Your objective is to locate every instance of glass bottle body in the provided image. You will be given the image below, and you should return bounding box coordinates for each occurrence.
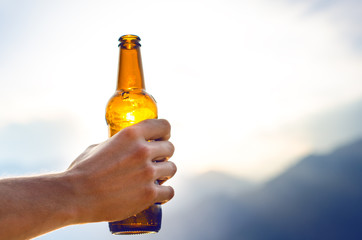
[105,34,161,234]
[105,88,160,235]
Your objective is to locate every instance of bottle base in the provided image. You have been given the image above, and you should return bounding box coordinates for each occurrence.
[109,223,160,235]
[109,204,162,235]
[111,230,158,235]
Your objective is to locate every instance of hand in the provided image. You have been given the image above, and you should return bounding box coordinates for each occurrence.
[66,119,177,223]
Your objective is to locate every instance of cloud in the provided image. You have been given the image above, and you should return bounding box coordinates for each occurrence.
[286,0,362,49]
[0,117,85,176]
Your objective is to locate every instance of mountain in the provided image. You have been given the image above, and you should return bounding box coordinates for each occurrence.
[159,138,362,240]
[231,138,362,240]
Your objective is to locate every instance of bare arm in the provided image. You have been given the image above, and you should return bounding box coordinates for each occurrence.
[0,174,76,239]
[0,119,176,240]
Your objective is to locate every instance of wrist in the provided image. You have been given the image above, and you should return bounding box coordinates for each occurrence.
[57,171,84,225]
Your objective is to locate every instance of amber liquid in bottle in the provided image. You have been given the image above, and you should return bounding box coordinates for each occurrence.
[105,35,160,234]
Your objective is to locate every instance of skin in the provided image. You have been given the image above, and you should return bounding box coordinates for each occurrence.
[0,119,177,240]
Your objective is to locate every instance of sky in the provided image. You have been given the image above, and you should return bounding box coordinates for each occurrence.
[1,0,362,182]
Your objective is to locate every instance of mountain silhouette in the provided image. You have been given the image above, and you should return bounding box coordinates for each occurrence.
[157,138,362,240]
[231,138,362,240]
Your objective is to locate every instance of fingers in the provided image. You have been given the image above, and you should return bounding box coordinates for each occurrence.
[155,185,175,204]
[135,119,171,141]
[115,119,176,206]
[141,161,176,205]
[154,161,177,184]
[149,140,176,183]
[149,140,175,162]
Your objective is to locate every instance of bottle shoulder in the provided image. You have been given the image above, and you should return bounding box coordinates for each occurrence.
[106,89,156,107]
[108,89,155,102]
[105,89,158,125]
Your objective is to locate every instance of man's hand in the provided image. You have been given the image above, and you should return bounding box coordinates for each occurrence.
[0,119,176,240]
[67,119,177,223]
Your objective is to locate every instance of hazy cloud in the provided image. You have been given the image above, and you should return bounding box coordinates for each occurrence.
[0,117,84,176]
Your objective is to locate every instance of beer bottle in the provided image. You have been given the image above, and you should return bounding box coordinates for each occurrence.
[105,34,160,234]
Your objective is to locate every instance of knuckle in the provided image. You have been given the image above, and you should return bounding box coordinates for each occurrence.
[136,143,152,159]
[143,184,157,202]
[121,126,141,140]
[143,164,156,180]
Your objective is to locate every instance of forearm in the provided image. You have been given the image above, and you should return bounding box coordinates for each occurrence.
[0,173,77,240]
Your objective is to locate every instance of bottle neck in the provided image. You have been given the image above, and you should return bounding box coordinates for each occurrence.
[116,41,145,91]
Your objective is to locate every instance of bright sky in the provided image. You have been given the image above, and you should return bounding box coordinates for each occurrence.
[1,0,362,181]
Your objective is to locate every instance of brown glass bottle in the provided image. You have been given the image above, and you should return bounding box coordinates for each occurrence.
[105,35,160,235]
